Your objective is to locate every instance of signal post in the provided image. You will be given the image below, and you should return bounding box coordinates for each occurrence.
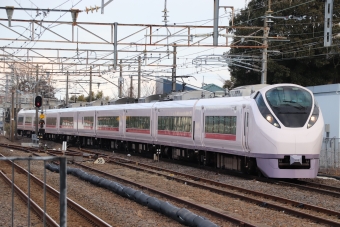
[34,95,42,136]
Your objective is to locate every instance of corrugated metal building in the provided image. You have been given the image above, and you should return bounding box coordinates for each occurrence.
[156,78,201,94]
[307,84,340,138]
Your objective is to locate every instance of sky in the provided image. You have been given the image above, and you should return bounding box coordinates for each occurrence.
[0,0,249,100]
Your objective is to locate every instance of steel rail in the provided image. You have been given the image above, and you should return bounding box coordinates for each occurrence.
[275,178,340,194]
[70,148,340,225]
[31,144,340,199]
[5,144,340,226]
[107,157,340,222]
[75,163,258,227]
[111,155,340,199]
[0,151,112,227]
[0,171,59,227]
[273,179,340,198]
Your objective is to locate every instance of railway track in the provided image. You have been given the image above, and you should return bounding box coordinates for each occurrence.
[0,144,258,226]
[67,147,340,226]
[0,152,111,227]
[0,171,59,227]
[72,147,340,197]
[4,143,340,226]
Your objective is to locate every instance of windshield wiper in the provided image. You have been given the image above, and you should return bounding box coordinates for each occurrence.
[282,100,306,110]
[278,111,307,114]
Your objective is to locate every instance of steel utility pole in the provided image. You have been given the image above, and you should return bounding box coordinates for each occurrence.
[213,0,220,46]
[89,66,92,102]
[5,74,8,108]
[261,0,272,84]
[11,87,14,142]
[324,0,334,47]
[138,56,141,99]
[35,65,38,135]
[15,74,18,139]
[171,44,177,92]
[119,60,122,98]
[66,71,69,107]
[129,75,133,98]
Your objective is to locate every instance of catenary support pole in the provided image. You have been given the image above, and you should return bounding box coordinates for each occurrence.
[171,44,177,92]
[119,60,122,98]
[66,71,69,107]
[89,66,92,102]
[129,75,133,98]
[15,73,18,139]
[35,65,38,136]
[113,22,118,70]
[138,56,141,99]
[261,0,272,84]
[213,0,219,46]
[11,87,14,142]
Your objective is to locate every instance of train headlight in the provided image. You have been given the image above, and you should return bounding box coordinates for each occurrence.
[265,113,280,128]
[266,114,273,123]
[255,93,281,128]
[307,104,319,129]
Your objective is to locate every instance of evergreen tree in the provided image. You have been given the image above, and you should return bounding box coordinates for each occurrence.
[229,0,340,87]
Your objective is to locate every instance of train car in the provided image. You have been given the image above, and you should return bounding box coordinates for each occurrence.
[123,103,155,143]
[95,105,124,141]
[248,84,323,178]
[57,108,77,139]
[192,96,247,170]
[44,109,60,140]
[17,109,36,136]
[17,111,25,133]
[17,83,323,178]
[153,100,198,157]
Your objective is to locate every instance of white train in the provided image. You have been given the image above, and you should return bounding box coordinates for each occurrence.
[17,84,324,178]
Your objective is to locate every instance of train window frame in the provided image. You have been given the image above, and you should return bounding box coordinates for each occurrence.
[18,117,24,125]
[46,117,57,126]
[125,116,150,129]
[205,116,237,135]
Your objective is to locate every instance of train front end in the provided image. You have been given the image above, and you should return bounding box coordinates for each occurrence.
[252,84,324,178]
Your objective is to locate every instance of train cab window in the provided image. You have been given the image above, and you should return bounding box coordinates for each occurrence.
[265,86,313,127]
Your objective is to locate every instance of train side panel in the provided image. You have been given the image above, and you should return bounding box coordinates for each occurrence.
[17,113,25,131]
[77,109,96,137]
[153,100,198,149]
[123,103,155,143]
[24,111,35,133]
[95,107,124,140]
[45,110,59,135]
[194,97,246,154]
[58,109,77,136]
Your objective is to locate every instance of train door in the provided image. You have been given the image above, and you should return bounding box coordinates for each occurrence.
[201,106,205,147]
[242,108,250,152]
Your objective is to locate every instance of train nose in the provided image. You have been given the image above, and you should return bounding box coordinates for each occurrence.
[277,130,317,155]
[276,131,296,154]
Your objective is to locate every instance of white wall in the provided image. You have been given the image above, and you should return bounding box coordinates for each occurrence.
[307,84,340,138]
